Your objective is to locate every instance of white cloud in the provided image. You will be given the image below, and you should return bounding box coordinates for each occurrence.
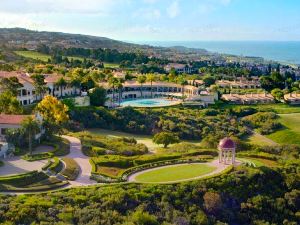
[0,13,45,30]
[197,0,232,14]
[133,8,161,20]
[167,1,180,18]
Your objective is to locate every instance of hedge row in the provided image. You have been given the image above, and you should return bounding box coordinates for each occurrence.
[237,152,278,160]
[0,171,48,186]
[43,157,63,174]
[60,158,80,181]
[22,137,70,162]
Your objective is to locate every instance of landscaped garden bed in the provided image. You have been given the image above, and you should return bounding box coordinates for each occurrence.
[0,171,68,192]
[60,158,80,180]
[22,136,70,161]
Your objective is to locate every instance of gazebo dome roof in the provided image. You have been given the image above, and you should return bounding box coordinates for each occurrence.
[219,137,236,150]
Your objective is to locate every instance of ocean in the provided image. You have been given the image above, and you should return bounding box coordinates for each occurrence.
[141,41,300,66]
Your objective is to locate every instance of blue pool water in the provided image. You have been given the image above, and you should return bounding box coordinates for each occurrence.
[121,98,179,107]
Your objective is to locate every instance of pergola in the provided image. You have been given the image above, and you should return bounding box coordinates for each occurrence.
[218,137,236,165]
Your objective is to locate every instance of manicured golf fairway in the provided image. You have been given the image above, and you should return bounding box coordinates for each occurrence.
[267,113,300,145]
[134,164,216,183]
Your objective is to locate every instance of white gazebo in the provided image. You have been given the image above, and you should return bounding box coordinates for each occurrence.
[218,137,236,165]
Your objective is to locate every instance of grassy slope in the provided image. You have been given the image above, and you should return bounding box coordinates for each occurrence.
[88,128,201,152]
[242,132,277,146]
[15,51,51,62]
[135,164,216,183]
[267,113,300,145]
[15,51,84,62]
[215,103,300,114]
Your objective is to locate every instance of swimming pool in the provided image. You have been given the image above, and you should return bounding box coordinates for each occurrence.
[120,98,181,108]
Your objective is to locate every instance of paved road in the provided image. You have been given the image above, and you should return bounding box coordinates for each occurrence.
[127,159,239,184]
[62,135,97,187]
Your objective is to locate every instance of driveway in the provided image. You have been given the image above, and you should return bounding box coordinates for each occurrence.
[0,157,47,176]
[62,135,97,187]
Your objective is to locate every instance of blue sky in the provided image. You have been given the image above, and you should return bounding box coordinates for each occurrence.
[0,0,299,41]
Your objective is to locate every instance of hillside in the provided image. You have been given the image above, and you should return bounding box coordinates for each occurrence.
[0,28,210,60]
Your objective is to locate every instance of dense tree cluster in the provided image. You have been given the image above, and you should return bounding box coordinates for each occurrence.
[0,164,298,225]
[70,106,247,142]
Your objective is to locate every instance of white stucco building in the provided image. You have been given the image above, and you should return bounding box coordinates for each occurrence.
[0,71,80,105]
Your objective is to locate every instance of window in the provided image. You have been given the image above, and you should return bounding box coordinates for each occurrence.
[22,89,27,96]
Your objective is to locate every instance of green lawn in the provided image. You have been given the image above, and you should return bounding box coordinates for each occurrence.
[104,62,120,68]
[214,103,300,114]
[15,50,85,62]
[242,133,277,146]
[88,128,158,152]
[134,164,216,183]
[267,113,300,145]
[87,128,201,152]
[15,51,51,62]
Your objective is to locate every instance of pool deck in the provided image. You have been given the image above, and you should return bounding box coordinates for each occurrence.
[120,98,182,108]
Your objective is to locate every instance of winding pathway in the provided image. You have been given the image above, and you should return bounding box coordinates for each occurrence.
[62,135,97,187]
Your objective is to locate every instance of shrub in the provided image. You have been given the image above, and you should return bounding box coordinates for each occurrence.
[60,158,80,180]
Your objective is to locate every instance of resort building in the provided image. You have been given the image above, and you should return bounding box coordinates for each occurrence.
[218,137,236,165]
[0,114,43,158]
[222,93,274,104]
[164,63,196,74]
[0,71,80,105]
[99,80,218,106]
[284,93,300,105]
[216,79,261,89]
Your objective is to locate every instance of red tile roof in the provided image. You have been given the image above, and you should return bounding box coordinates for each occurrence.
[0,114,33,125]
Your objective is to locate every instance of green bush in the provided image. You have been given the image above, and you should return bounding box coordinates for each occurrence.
[0,171,48,189]
[22,152,54,161]
[60,158,80,180]
[74,132,148,156]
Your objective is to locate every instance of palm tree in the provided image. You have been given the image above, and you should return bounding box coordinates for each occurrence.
[31,74,47,101]
[137,75,146,98]
[21,116,40,155]
[70,77,81,96]
[146,73,156,98]
[108,77,118,106]
[116,79,124,106]
[177,75,188,101]
[56,77,67,98]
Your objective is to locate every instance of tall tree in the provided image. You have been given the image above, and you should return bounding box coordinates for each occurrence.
[116,79,124,106]
[21,116,40,155]
[36,95,69,137]
[153,132,180,148]
[55,77,68,98]
[31,74,47,101]
[137,75,146,98]
[0,91,23,114]
[146,73,156,98]
[0,77,23,96]
[108,77,118,105]
[177,75,188,101]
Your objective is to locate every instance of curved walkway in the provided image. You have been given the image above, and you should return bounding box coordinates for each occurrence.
[0,157,47,176]
[62,135,97,187]
[128,159,238,184]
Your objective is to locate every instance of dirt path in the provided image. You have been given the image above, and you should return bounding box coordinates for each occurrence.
[246,127,278,146]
